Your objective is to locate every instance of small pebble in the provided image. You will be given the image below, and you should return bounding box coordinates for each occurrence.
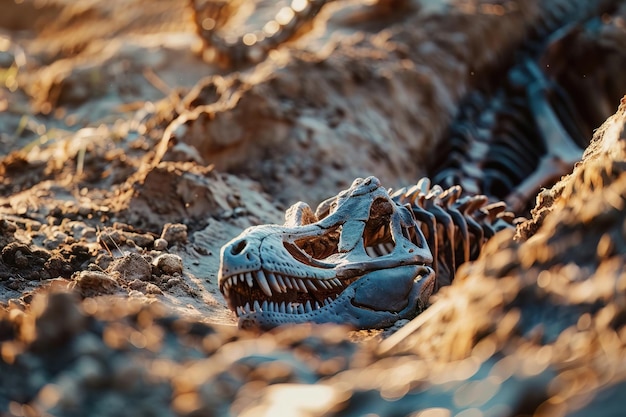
[153,254,183,275]
[144,283,163,295]
[98,229,126,250]
[167,277,182,288]
[154,238,168,251]
[77,205,92,216]
[125,232,155,249]
[73,270,119,296]
[160,223,187,244]
[128,279,145,291]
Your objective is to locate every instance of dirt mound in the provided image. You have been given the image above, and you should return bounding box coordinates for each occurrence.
[154,0,537,204]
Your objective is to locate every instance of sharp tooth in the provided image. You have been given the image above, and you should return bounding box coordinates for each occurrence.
[269,301,275,312]
[267,272,282,294]
[318,280,330,290]
[287,303,293,313]
[254,300,261,312]
[305,280,317,292]
[223,287,230,297]
[325,297,333,304]
[244,302,251,313]
[291,278,300,290]
[297,304,305,314]
[285,277,294,289]
[246,272,254,287]
[376,244,387,256]
[256,269,273,297]
[275,274,287,292]
[365,246,377,257]
[279,302,286,313]
[304,301,312,313]
[297,279,308,293]
[315,301,321,309]
[332,278,342,287]
[239,274,246,283]
[262,300,268,311]
[236,306,242,316]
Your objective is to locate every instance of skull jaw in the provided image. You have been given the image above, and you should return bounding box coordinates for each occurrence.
[220,176,435,328]
[237,265,435,330]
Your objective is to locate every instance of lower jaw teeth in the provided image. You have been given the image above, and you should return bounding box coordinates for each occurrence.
[236,299,329,316]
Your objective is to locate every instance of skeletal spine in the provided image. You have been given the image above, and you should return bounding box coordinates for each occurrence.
[390,178,514,289]
[430,0,622,212]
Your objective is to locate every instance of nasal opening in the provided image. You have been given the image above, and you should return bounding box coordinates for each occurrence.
[231,239,247,256]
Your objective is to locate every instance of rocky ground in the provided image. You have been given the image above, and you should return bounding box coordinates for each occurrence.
[1,0,626,416]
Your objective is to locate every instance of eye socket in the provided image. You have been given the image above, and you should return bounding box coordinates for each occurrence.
[363,198,396,257]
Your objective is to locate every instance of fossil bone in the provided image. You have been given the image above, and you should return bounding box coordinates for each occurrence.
[219,176,513,330]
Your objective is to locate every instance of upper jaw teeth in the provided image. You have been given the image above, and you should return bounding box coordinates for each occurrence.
[220,270,344,298]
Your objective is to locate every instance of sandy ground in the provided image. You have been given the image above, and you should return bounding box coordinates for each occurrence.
[0,0,539,324]
[1,0,626,416]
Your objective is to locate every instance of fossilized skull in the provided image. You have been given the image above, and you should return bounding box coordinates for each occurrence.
[219,176,435,330]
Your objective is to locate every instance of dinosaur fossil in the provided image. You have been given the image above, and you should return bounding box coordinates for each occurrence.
[219,176,514,330]
[213,0,626,329]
